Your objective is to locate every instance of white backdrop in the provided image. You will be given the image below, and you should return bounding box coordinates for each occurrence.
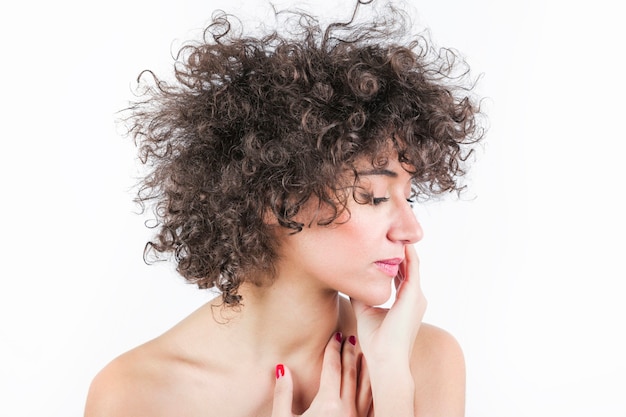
[1,0,625,416]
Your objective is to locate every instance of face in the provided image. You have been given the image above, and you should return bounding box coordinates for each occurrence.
[274,154,424,306]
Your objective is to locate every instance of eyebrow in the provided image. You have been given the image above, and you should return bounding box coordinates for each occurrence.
[356,168,398,178]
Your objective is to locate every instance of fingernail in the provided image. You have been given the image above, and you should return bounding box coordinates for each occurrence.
[348,335,356,346]
[335,332,343,342]
[275,364,284,379]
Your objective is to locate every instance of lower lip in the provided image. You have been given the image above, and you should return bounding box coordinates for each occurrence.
[374,262,399,277]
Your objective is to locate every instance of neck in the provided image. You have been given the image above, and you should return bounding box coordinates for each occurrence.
[209,274,344,366]
[201,271,355,414]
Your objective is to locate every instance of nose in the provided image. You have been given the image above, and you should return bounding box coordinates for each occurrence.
[387,199,423,244]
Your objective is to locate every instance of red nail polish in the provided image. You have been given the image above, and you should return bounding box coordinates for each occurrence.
[276,364,284,379]
[348,335,356,346]
[335,332,343,342]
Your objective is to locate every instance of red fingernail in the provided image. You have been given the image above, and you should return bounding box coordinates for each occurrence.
[335,332,343,342]
[348,335,356,346]
[275,364,284,379]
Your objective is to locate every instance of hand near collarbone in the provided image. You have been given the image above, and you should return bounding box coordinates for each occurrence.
[271,333,373,417]
[271,245,425,417]
[351,243,426,368]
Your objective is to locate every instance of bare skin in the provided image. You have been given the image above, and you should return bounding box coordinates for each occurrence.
[85,299,464,417]
[85,157,466,417]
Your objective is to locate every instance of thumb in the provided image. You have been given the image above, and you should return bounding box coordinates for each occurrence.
[271,364,294,417]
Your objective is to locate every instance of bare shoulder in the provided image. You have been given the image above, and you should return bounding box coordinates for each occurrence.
[411,323,466,417]
[84,341,180,417]
[84,303,217,417]
[84,302,248,417]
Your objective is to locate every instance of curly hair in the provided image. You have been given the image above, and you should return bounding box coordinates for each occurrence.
[124,0,484,306]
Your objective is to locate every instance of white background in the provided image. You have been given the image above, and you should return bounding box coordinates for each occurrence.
[1,0,625,416]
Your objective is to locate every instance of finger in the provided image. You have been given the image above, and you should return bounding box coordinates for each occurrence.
[396,244,420,293]
[317,332,344,398]
[384,245,426,349]
[356,353,373,417]
[271,364,294,417]
[340,335,358,400]
[393,244,426,314]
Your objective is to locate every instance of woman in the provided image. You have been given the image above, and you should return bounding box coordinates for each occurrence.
[85,1,482,416]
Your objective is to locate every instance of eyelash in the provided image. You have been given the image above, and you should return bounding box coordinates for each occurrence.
[372,197,415,207]
[372,197,389,205]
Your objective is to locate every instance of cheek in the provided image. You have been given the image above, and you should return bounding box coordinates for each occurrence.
[304,224,364,265]
[329,220,376,259]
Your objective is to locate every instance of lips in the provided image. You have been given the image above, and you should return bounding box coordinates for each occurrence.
[374,258,403,277]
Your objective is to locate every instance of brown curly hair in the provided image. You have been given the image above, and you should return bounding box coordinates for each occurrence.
[124,0,484,306]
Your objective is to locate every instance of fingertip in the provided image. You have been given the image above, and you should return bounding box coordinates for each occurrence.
[406,243,420,263]
[272,363,293,416]
[276,364,284,379]
[324,332,343,357]
[275,363,292,381]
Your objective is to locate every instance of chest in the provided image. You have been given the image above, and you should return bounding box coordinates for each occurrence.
[161,365,318,417]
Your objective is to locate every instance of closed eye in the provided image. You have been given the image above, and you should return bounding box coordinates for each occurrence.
[373,197,415,206]
[372,197,390,205]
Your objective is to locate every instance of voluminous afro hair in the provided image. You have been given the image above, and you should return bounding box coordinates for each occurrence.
[125,0,484,306]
